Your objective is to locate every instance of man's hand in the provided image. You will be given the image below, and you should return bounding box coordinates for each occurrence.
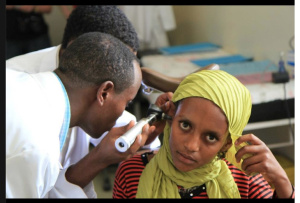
[144,92,176,145]
[96,120,155,165]
[65,120,155,189]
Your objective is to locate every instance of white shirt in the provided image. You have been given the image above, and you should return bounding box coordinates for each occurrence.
[119,6,176,50]
[6,69,65,197]
[6,45,160,198]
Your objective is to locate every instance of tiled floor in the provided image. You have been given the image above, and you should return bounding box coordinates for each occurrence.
[93,164,118,198]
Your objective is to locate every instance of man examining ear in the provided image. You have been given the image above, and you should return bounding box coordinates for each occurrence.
[6,6,161,198]
[6,32,157,198]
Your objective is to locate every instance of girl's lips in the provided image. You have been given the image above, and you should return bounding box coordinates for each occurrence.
[177,151,196,164]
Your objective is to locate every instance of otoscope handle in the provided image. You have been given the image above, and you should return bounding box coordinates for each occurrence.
[115,114,157,152]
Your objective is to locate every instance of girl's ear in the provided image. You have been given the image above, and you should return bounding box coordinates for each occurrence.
[96,81,114,106]
[221,134,233,152]
[218,134,233,159]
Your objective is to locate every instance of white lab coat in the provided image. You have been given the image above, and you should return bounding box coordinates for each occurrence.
[6,46,97,197]
[119,6,176,50]
[6,69,65,197]
[6,45,160,198]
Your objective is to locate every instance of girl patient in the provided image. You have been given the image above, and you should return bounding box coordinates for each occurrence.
[112,70,294,199]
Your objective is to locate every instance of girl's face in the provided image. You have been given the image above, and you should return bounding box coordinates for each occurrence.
[169,97,231,172]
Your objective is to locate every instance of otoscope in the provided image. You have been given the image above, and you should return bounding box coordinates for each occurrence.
[115,104,171,152]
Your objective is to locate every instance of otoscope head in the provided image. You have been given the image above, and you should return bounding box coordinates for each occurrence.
[147,104,162,118]
[115,103,172,153]
[146,104,172,122]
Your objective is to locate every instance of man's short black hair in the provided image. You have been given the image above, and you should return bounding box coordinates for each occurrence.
[58,32,138,93]
[61,5,139,52]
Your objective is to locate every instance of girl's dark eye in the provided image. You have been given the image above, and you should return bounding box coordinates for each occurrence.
[205,134,218,143]
[179,121,191,131]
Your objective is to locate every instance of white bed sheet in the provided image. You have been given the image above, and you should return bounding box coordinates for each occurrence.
[140,50,295,105]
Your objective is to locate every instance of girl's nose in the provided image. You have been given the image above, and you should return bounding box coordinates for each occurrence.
[184,134,200,152]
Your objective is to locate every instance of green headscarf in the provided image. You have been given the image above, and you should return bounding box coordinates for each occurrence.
[136,70,252,198]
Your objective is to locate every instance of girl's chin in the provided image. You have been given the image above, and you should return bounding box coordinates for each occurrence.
[173,161,195,172]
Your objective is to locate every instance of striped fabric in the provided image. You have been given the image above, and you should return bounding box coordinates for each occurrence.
[113,152,277,199]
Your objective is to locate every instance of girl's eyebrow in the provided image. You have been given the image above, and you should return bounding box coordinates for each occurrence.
[176,114,189,119]
[204,130,222,138]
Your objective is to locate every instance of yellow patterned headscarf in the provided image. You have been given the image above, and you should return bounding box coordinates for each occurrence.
[136,70,252,198]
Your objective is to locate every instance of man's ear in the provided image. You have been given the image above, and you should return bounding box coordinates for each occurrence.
[221,134,233,152]
[96,81,114,106]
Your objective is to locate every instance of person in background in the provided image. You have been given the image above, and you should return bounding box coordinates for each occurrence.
[6,5,160,198]
[59,5,75,19]
[118,6,176,51]
[113,70,294,199]
[6,5,52,59]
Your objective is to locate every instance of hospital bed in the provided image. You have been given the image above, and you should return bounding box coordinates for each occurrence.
[138,43,294,153]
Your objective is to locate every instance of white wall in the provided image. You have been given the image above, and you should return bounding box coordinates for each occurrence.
[44,6,295,66]
[169,6,294,65]
[168,5,295,160]
[43,6,69,46]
